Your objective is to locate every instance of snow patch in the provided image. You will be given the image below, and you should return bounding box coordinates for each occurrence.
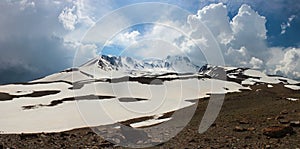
[287,98,299,101]
[284,85,300,90]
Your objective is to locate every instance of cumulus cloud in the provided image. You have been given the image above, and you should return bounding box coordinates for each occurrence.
[107,30,141,47]
[19,0,35,10]
[184,3,268,67]
[59,6,78,31]
[281,15,296,34]
[103,3,271,69]
[105,23,196,59]
[230,4,267,53]
[71,0,96,27]
[273,48,300,78]
[184,3,299,79]
[7,0,35,10]
[196,3,233,45]
[74,43,98,66]
[58,0,115,32]
[250,57,263,69]
[122,40,183,59]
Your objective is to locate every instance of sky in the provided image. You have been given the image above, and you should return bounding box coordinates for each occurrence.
[0,0,299,84]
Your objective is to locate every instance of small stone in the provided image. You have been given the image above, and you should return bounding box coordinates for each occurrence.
[91,146,99,149]
[266,145,271,149]
[40,134,47,138]
[280,110,288,115]
[234,126,246,132]
[189,139,196,143]
[137,140,144,144]
[151,138,161,143]
[275,115,285,120]
[113,138,120,144]
[278,119,290,124]
[247,127,256,131]
[239,119,249,124]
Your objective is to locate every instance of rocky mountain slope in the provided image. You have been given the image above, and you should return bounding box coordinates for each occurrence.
[0,55,299,148]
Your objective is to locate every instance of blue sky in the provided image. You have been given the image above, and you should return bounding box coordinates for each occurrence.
[0,0,299,84]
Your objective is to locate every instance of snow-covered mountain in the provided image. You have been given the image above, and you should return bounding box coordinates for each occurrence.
[0,54,299,134]
[82,55,199,73]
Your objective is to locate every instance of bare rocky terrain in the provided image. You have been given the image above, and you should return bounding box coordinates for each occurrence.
[0,83,299,149]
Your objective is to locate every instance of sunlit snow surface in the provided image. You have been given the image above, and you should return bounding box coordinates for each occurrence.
[0,60,299,133]
[286,98,299,101]
[0,75,249,133]
[285,85,300,90]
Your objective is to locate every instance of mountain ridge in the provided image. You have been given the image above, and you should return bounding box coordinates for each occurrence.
[80,55,200,73]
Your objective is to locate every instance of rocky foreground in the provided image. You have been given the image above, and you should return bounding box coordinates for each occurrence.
[0,83,299,149]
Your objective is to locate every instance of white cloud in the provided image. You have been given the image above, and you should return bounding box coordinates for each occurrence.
[225,46,248,66]
[107,30,140,47]
[20,0,35,10]
[231,5,267,39]
[144,22,186,42]
[58,6,78,31]
[72,0,96,27]
[274,48,300,78]
[6,0,36,10]
[67,41,98,66]
[122,40,182,59]
[281,15,296,34]
[250,57,263,69]
[183,3,299,79]
[196,3,233,45]
[58,0,115,32]
[230,4,267,58]
[106,23,194,59]
[184,3,268,66]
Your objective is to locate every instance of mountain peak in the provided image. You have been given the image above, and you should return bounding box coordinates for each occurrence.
[87,55,200,73]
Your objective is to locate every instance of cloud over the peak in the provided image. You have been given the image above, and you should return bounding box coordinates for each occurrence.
[274,48,300,78]
[185,3,298,79]
[186,3,267,67]
[59,6,78,31]
[100,2,299,80]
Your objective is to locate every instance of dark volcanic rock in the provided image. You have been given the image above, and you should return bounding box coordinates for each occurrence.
[280,110,289,115]
[262,126,294,138]
[290,121,300,127]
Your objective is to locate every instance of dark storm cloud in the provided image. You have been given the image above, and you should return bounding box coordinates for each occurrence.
[0,1,74,84]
